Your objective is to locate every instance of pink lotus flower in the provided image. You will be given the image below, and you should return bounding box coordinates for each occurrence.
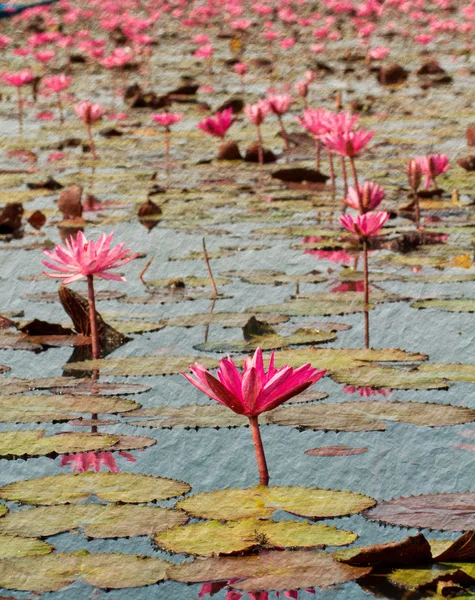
[233,62,247,76]
[280,37,295,49]
[194,44,214,57]
[415,153,449,189]
[296,108,335,136]
[192,34,210,44]
[339,211,389,238]
[344,181,385,212]
[43,74,72,93]
[2,70,34,87]
[0,35,12,49]
[183,348,325,485]
[266,93,293,116]
[74,100,104,125]
[321,129,374,157]
[183,348,324,418]
[244,100,269,126]
[34,50,55,63]
[414,34,434,44]
[197,108,234,139]
[42,231,138,285]
[368,46,390,60]
[151,112,183,129]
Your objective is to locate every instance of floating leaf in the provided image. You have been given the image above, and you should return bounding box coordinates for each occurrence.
[411,299,475,313]
[170,550,371,591]
[330,365,450,390]
[177,486,375,521]
[388,563,475,591]
[334,534,432,567]
[0,535,53,558]
[365,492,475,531]
[195,328,336,353]
[305,446,368,457]
[0,394,139,423]
[0,551,169,592]
[0,430,120,459]
[0,472,191,505]
[219,269,325,286]
[64,355,218,377]
[154,518,357,556]
[268,401,475,432]
[164,313,289,328]
[128,404,248,429]
[48,381,151,395]
[147,275,232,288]
[0,504,188,539]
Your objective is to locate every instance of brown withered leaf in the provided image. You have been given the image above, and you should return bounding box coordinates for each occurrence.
[27,210,46,230]
[305,446,367,457]
[334,534,432,567]
[432,531,475,562]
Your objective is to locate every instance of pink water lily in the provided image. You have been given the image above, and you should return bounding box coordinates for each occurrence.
[74,101,104,159]
[344,181,385,213]
[320,128,374,157]
[2,70,35,135]
[183,348,324,486]
[42,231,138,285]
[340,211,389,238]
[415,153,449,189]
[197,108,234,139]
[42,231,138,359]
[152,112,183,129]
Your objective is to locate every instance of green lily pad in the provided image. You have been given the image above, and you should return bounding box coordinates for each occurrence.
[170,549,371,591]
[64,355,218,377]
[0,505,6,518]
[0,472,191,505]
[0,551,170,592]
[0,430,120,459]
[0,535,53,558]
[219,270,326,285]
[108,320,165,334]
[411,298,475,312]
[164,313,290,328]
[330,365,450,389]
[267,401,475,431]
[365,492,475,531]
[271,347,428,372]
[0,504,188,539]
[177,486,375,521]
[247,298,374,316]
[0,394,139,423]
[195,328,336,353]
[388,563,475,590]
[154,518,357,556]
[147,275,232,288]
[128,404,249,429]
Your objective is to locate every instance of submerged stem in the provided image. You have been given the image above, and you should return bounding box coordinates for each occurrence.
[249,415,269,486]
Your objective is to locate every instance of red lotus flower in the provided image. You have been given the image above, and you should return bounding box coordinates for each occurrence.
[197,108,234,138]
[151,112,184,129]
[2,69,34,87]
[42,231,138,285]
[183,348,325,485]
[340,211,389,238]
[244,100,269,126]
[415,153,449,189]
[344,181,385,212]
[183,348,324,417]
[266,93,293,116]
[74,100,104,125]
[43,74,72,93]
[321,128,374,157]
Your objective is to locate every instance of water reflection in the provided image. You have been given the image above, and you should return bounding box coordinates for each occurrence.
[199,582,316,599]
[343,385,392,398]
[60,450,136,473]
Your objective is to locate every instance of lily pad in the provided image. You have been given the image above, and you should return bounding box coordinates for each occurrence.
[128,404,248,429]
[48,381,151,395]
[0,394,140,423]
[0,472,191,505]
[0,535,53,558]
[0,430,120,459]
[268,401,475,431]
[177,486,375,521]
[0,551,170,592]
[219,269,326,286]
[154,518,357,556]
[0,504,188,539]
[195,328,336,353]
[411,298,475,313]
[147,275,232,288]
[365,492,475,531]
[170,550,371,591]
[247,298,374,316]
[64,355,218,377]
[164,313,289,328]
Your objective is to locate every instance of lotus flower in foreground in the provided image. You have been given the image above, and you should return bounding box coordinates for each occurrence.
[183,348,325,485]
[339,211,389,239]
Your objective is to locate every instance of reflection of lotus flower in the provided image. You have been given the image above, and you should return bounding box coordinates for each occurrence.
[342,385,391,398]
[330,281,365,293]
[199,582,316,600]
[183,348,325,486]
[60,451,136,473]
